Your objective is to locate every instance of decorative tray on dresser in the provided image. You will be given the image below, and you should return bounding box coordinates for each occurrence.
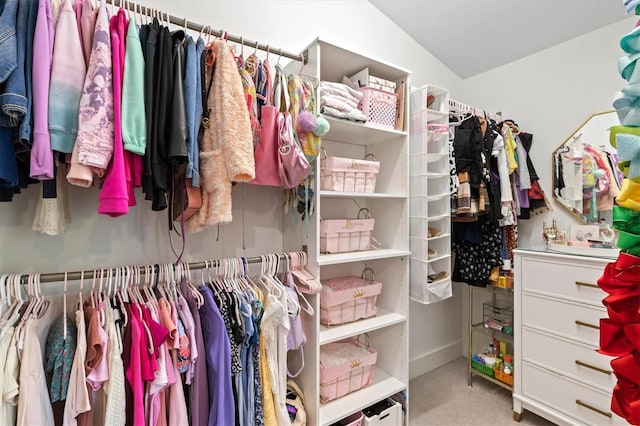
[513,247,627,426]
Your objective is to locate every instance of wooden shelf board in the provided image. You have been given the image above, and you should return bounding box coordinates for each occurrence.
[318,249,411,266]
[323,115,407,145]
[319,191,407,199]
[319,309,406,345]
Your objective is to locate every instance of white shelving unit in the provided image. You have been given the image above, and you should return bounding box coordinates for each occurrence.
[409,85,452,305]
[284,38,410,426]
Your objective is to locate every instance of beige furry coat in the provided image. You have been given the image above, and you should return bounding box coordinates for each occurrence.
[186,40,255,233]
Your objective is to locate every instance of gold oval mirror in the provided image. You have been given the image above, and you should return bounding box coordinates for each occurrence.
[552,110,621,224]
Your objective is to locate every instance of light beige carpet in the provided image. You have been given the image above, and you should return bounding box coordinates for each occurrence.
[409,357,556,425]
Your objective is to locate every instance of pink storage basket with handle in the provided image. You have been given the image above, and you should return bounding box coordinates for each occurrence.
[320,336,377,403]
[320,268,382,326]
[358,87,397,129]
[320,208,375,253]
[320,151,380,193]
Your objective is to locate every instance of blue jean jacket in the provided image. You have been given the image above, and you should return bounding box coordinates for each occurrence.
[0,0,18,84]
[0,0,32,133]
[17,0,37,149]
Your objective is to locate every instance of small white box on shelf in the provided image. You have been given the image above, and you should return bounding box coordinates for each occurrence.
[362,398,402,426]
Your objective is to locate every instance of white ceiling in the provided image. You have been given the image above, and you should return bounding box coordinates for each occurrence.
[369,0,629,79]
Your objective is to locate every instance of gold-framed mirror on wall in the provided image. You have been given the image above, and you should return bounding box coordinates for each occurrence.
[552,110,621,224]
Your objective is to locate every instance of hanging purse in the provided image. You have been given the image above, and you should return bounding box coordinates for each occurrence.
[273,64,311,189]
[171,164,202,222]
[250,58,281,186]
[278,112,312,189]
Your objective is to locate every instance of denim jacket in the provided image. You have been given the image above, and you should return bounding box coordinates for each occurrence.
[0,0,24,128]
[18,0,38,149]
[0,0,18,84]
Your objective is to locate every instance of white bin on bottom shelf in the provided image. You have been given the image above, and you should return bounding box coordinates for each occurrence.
[362,398,402,426]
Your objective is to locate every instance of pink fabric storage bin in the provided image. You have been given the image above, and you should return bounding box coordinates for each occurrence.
[320,155,380,193]
[320,211,375,253]
[358,87,397,129]
[320,269,382,326]
[320,338,377,403]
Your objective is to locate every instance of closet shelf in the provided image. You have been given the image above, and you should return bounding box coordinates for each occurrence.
[426,153,448,163]
[427,253,451,263]
[426,193,450,201]
[319,309,406,345]
[424,108,448,119]
[318,368,406,426]
[317,249,411,266]
[322,115,407,145]
[427,233,450,242]
[471,323,514,342]
[469,368,512,392]
[319,191,407,199]
[426,172,448,178]
[425,213,450,221]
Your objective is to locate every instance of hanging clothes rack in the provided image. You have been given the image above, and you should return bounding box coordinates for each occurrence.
[105,0,305,63]
[13,253,294,284]
[449,98,502,122]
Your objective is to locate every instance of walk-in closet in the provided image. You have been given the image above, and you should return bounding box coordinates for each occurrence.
[0,0,638,425]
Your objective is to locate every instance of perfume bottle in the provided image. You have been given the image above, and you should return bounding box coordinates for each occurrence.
[599,222,615,245]
[543,219,558,244]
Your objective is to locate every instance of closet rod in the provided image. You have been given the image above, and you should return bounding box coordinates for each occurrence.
[105,0,305,63]
[16,253,290,284]
[449,98,502,122]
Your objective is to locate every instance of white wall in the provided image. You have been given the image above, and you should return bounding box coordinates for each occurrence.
[461,16,637,248]
[0,0,465,379]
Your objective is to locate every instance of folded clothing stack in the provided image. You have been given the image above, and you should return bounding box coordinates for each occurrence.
[319,81,368,123]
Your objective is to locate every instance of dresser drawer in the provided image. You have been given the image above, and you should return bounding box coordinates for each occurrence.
[520,255,608,306]
[522,293,605,347]
[522,363,626,426]
[522,327,615,392]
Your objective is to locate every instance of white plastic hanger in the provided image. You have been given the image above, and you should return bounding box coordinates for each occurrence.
[63,272,68,340]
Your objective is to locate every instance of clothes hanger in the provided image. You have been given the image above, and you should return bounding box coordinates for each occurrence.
[234,36,244,69]
[0,274,16,325]
[0,274,10,322]
[289,251,321,294]
[184,262,203,308]
[63,272,68,340]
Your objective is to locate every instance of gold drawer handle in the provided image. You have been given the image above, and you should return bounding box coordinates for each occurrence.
[576,399,612,418]
[575,320,600,330]
[575,360,612,375]
[575,281,599,289]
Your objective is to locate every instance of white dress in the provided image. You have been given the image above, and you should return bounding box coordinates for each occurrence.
[17,300,61,426]
[103,305,126,426]
[62,309,91,426]
[262,293,291,426]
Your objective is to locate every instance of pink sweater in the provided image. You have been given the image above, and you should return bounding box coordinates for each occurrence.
[29,0,54,180]
[75,3,114,177]
[98,9,128,217]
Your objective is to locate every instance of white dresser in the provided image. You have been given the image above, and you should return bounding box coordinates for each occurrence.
[513,248,628,426]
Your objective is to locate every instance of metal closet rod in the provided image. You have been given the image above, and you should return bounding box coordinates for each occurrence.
[16,253,291,284]
[105,0,305,63]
